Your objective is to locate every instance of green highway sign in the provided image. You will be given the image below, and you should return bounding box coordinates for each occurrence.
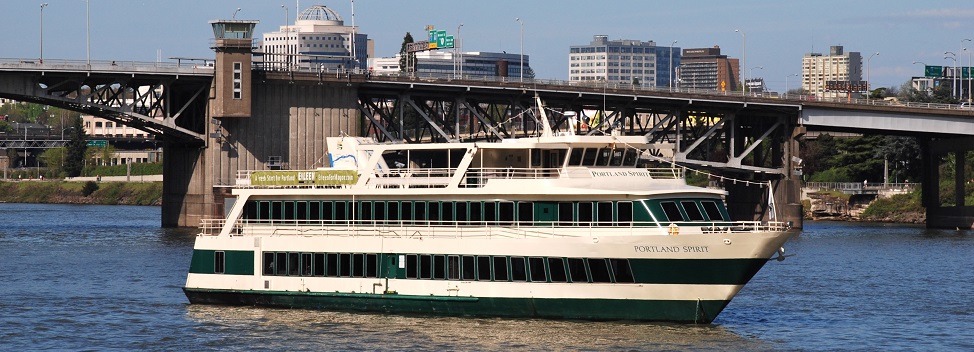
[87,140,108,147]
[428,29,453,49]
[924,65,943,78]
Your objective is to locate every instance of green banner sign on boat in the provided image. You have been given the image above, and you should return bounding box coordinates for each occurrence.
[250,170,359,186]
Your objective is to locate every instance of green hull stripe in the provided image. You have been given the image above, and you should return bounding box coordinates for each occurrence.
[183,288,729,323]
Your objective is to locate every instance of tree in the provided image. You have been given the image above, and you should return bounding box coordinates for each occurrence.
[877,136,921,183]
[39,147,66,178]
[63,116,87,177]
[398,32,416,74]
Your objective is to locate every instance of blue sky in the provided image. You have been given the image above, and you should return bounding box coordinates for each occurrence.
[3,0,973,92]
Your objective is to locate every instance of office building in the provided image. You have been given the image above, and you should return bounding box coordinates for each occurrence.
[678,46,739,91]
[258,5,371,71]
[369,51,533,79]
[568,35,679,88]
[802,46,862,98]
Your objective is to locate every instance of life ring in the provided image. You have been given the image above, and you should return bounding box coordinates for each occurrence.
[667,223,679,235]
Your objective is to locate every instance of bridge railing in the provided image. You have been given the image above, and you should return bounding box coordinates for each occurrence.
[805,181,918,193]
[0,58,215,75]
[254,62,971,111]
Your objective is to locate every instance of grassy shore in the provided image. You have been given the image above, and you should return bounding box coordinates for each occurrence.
[0,180,162,206]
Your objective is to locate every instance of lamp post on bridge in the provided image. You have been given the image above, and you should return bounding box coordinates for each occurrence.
[735,29,745,96]
[945,52,958,100]
[964,39,972,103]
[867,52,879,102]
[515,17,524,82]
[86,0,90,68]
[748,66,763,92]
[912,61,929,93]
[785,73,798,98]
[282,5,289,70]
[455,23,463,79]
[40,3,48,63]
[670,40,677,90]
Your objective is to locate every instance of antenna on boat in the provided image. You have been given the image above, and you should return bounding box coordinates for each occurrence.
[535,94,554,137]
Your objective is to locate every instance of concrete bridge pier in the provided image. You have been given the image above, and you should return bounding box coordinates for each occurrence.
[924,136,974,229]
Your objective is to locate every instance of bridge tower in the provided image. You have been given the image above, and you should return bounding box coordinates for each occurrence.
[210,20,259,118]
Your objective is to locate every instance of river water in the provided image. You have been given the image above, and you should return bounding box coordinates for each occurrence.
[0,203,971,351]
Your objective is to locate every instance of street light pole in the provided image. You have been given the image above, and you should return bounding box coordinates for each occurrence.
[282,5,289,70]
[86,0,90,67]
[867,52,879,102]
[670,40,677,90]
[40,3,48,63]
[945,52,958,99]
[735,29,745,96]
[515,18,523,82]
[964,39,973,102]
[455,23,463,79]
[749,66,763,92]
[785,73,798,97]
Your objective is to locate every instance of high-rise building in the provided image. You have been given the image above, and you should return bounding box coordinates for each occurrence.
[678,46,739,91]
[258,5,371,71]
[568,35,679,88]
[801,46,862,98]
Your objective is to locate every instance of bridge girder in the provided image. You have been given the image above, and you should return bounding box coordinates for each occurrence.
[0,70,210,146]
[356,82,799,175]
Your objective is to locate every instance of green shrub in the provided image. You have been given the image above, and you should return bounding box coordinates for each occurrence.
[81,181,99,197]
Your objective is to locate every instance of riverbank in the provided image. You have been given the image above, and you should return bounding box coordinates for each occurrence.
[0,180,162,206]
[804,190,925,224]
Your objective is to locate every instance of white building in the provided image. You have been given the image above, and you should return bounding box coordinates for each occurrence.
[802,46,863,98]
[82,115,150,139]
[569,35,679,88]
[258,5,371,71]
[369,51,532,79]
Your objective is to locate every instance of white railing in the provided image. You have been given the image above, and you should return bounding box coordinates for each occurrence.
[198,217,790,237]
[0,58,215,75]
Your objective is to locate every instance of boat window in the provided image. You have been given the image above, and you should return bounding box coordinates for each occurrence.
[406,254,418,278]
[353,253,365,277]
[477,256,491,281]
[511,257,527,281]
[661,201,685,222]
[581,148,598,166]
[313,253,325,276]
[366,254,378,277]
[579,202,593,224]
[327,253,339,276]
[548,258,567,282]
[401,202,413,224]
[499,202,515,226]
[618,202,633,223]
[456,202,468,225]
[296,202,308,221]
[623,149,639,166]
[531,148,542,167]
[373,202,386,224]
[414,202,426,224]
[469,202,482,224]
[387,202,399,223]
[517,202,533,225]
[428,202,441,224]
[275,252,287,276]
[258,201,270,221]
[323,201,334,221]
[681,201,705,221]
[588,258,612,283]
[493,257,509,281]
[288,252,300,276]
[568,148,584,166]
[301,253,312,276]
[528,257,547,282]
[595,148,612,166]
[433,255,446,279]
[558,202,574,226]
[420,255,432,279]
[214,251,225,274]
[359,202,373,224]
[334,201,346,221]
[243,201,258,220]
[336,254,350,277]
[309,201,321,221]
[484,202,497,225]
[609,148,626,166]
[283,201,295,221]
[597,201,613,226]
[448,255,461,280]
[701,201,725,221]
[442,202,455,225]
[462,256,476,280]
[271,201,282,221]
[263,252,275,275]
[567,258,588,283]
[609,259,635,283]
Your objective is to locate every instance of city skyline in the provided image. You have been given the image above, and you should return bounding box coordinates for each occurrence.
[2,0,973,92]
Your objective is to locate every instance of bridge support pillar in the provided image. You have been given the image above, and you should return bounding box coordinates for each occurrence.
[162,144,210,227]
[725,178,803,229]
[924,136,974,229]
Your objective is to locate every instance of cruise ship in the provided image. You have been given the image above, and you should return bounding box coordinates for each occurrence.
[183,109,793,323]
